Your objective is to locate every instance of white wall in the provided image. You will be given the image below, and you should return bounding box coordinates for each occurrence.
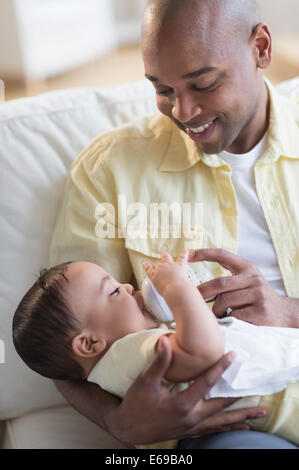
[0,0,25,79]
[0,0,117,80]
[258,0,299,33]
[112,0,146,45]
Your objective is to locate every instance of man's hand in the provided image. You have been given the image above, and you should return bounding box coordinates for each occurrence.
[105,335,267,446]
[189,248,299,327]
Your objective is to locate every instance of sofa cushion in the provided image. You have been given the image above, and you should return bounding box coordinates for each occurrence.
[0,80,156,419]
[2,405,130,449]
[276,76,299,96]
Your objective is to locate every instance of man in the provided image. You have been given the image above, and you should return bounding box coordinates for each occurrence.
[50,0,299,448]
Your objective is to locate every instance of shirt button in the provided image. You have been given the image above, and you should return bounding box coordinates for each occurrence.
[224,200,231,208]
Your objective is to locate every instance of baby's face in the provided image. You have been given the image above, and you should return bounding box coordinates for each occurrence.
[65,262,158,346]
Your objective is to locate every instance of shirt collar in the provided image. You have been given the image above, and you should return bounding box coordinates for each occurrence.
[159,78,299,173]
[260,78,299,163]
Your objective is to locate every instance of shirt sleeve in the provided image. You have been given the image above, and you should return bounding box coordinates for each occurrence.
[49,134,132,283]
[87,327,171,398]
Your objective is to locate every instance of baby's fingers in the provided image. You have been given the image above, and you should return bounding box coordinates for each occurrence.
[161,251,173,263]
[142,261,153,276]
[176,249,189,266]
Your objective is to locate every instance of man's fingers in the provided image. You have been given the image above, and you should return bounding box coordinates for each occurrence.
[193,418,251,436]
[200,405,267,429]
[228,307,262,325]
[213,422,251,433]
[189,248,258,275]
[181,402,267,439]
[137,335,172,387]
[211,286,258,317]
[181,422,251,440]
[198,273,258,302]
[193,404,267,435]
[191,395,241,421]
[180,352,236,406]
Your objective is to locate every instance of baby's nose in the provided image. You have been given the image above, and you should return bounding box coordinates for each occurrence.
[123,283,134,295]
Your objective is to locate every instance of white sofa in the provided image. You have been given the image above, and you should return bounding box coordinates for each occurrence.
[0,80,156,449]
[0,77,298,449]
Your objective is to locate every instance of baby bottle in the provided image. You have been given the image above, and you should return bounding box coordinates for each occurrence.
[141,266,213,323]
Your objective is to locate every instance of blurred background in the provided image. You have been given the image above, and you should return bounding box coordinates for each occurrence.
[0,0,298,101]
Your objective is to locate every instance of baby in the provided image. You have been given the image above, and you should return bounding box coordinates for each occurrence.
[12,250,299,448]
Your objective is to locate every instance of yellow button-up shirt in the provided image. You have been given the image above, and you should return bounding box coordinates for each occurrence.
[49,80,299,298]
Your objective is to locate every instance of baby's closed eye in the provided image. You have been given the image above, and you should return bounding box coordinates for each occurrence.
[110,287,120,296]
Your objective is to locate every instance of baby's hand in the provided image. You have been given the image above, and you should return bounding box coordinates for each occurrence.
[142,250,189,297]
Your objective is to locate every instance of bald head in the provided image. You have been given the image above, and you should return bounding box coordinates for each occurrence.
[143,0,261,45]
[142,0,271,155]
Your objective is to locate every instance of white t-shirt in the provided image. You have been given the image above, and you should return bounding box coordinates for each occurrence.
[218,134,286,296]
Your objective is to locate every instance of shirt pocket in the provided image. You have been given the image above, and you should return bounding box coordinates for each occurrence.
[125,227,204,260]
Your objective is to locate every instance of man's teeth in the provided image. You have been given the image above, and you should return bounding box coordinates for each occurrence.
[189,121,213,134]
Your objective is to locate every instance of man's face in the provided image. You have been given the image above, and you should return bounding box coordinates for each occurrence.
[142,9,262,154]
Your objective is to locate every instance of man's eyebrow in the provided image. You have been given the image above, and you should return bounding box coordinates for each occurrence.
[182,67,218,79]
[145,67,218,83]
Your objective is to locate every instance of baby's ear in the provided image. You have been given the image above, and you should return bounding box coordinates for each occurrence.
[72,333,107,358]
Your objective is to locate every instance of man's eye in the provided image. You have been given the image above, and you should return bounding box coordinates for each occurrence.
[192,80,218,92]
[110,287,120,296]
[156,88,173,96]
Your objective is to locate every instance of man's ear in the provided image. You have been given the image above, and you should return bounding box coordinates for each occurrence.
[72,333,107,358]
[252,23,272,69]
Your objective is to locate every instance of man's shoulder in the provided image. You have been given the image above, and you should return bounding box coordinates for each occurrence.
[273,81,299,126]
[70,112,173,174]
[280,93,299,122]
[268,80,299,159]
[85,112,169,154]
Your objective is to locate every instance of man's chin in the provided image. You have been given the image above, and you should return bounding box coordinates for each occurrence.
[199,141,226,155]
[171,118,226,155]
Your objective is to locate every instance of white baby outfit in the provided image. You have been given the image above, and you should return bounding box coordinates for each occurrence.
[87,317,299,400]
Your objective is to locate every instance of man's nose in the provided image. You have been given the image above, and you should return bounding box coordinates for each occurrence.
[171,93,203,124]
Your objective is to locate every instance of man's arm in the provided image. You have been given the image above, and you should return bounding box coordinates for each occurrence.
[189,248,299,328]
[54,379,121,432]
[54,337,267,446]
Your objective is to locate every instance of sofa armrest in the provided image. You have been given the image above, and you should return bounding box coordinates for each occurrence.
[1,406,131,449]
[0,420,5,449]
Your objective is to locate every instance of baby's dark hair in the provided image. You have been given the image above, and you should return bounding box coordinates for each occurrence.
[12,261,85,381]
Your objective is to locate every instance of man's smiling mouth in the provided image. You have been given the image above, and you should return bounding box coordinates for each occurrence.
[188,120,215,134]
[185,118,218,142]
